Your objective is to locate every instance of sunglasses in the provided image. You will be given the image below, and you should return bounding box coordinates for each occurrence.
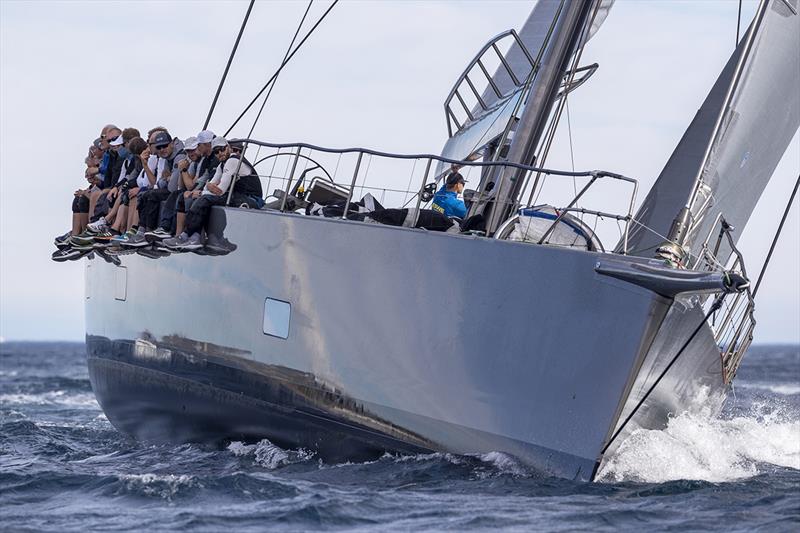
[155,144,169,150]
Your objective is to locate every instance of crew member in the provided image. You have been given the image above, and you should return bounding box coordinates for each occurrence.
[431,171,467,219]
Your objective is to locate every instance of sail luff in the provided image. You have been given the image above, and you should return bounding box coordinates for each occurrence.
[683,0,769,220]
[621,0,800,263]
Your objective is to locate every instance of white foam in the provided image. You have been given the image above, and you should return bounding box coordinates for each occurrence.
[0,391,99,407]
[597,401,800,483]
[118,473,197,499]
[475,451,530,477]
[736,382,800,396]
[227,439,314,469]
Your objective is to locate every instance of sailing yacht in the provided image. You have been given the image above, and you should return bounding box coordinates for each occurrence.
[83,0,799,481]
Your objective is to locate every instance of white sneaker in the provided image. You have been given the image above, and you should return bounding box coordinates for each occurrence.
[86,217,107,234]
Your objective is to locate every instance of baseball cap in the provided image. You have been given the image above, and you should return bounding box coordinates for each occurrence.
[445,172,466,187]
[183,136,199,150]
[152,131,172,146]
[211,137,228,150]
[197,130,215,144]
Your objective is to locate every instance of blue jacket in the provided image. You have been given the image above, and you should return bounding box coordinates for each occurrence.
[431,187,466,219]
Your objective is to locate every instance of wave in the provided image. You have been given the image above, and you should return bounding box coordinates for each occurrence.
[597,400,800,484]
[0,391,99,408]
[116,473,199,500]
[735,381,800,396]
[228,439,315,469]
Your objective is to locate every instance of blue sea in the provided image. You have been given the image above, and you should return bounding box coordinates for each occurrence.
[1,342,798,531]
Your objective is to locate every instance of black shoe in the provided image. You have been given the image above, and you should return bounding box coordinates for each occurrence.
[54,231,72,249]
[52,247,91,262]
[95,249,121,266]
[205,235,237,255]
[144,227,172,243]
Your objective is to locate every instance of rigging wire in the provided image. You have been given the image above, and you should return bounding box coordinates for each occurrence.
[249,0,314,173]
[736,0,743,45]
[248,0,314,144]
[565,97,576,196]
[599,294,727,457]
[224,0,339,137]
[752,172,800,298]
[225,0,322,205]
[204,0,255,130]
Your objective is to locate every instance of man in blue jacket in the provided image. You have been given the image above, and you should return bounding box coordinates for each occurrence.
[431,171,467,219]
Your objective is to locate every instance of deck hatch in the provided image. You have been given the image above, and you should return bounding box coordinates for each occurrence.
[263,298,290,339]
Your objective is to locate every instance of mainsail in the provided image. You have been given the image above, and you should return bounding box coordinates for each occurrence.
[622,0,800,264]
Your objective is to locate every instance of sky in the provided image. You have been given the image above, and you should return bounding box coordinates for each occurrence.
[0,0,797,342]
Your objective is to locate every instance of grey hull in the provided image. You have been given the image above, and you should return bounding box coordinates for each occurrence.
[84,207,722,480]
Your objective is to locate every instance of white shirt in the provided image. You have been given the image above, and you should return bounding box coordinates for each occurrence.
[136,155,160,189]
[203,157,254,196]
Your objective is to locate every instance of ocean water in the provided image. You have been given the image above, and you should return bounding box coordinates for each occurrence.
[1,343,798,532]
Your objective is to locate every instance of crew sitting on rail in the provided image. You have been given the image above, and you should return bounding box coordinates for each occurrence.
[75,136,148,245]
[163,137,262,251]
[431,171,467,219]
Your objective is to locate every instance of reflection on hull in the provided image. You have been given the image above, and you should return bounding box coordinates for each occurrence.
[87,340,431,461]
[84,207,727,481]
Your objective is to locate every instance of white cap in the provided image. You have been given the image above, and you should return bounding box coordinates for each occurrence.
[211,137,228,149]
[197,130,215,144]
[184,136,199,150]
[109,135,124,146]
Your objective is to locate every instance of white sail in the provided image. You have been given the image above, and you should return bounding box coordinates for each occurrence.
[623,0,800,262]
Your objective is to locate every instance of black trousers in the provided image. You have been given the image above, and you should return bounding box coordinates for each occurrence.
[137,188,170,230]
[158,190,181,233]
[185,193,250,236]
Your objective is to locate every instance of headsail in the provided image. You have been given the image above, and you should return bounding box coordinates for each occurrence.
[622,0,800,264]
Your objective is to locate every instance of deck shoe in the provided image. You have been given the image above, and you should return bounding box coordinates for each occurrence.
[54,231,73,249]
[70,232,96,247]
[163,232,190,250]
[92,229,116,242]
[51,247,84,262]
[85,217,107,234]
[144,227,171,243]
[182,233,203,251]
[136,246,170,259]
[205,234,237,255]
[121,231,150,248]
[71,240,96,251]
[95,249,121,266]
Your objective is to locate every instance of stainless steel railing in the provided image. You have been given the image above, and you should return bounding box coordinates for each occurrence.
[694,214,756,383]
[443,29,537,137]
[235,138,638,251]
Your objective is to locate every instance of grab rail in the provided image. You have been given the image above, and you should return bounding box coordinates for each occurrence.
[234,137,638,249]
[694,215,756,382]
[443,29,536,137]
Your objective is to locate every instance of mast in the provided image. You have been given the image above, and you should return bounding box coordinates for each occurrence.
[480,0,596,235]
